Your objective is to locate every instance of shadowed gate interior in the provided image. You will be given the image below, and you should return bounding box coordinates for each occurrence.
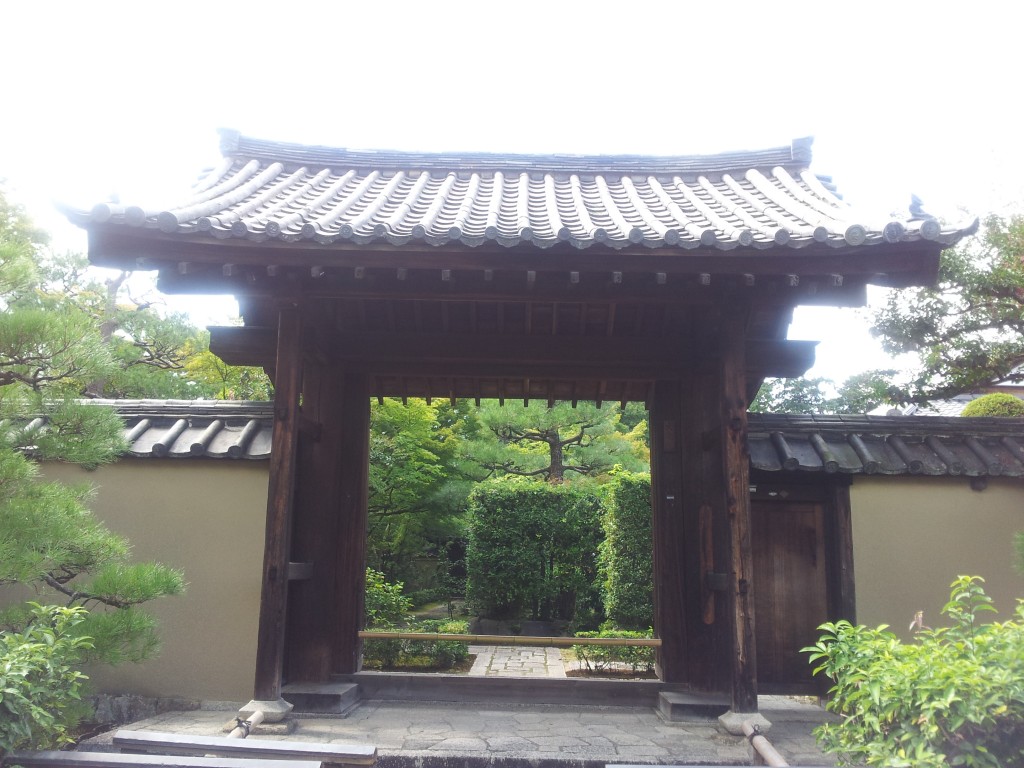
[73,132,969,713]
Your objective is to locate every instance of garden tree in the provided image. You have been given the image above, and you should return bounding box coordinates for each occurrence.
[469,401,649,482]
[17,250,205,398]
[184,341,273,400]
[0,191,184,667]
[15,249,273,400]
[871,214,1024,402]
[366,398,479,587]
[750,371,897,414]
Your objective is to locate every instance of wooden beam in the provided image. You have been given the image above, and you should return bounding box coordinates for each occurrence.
[89,226,942,288]
[720,312,758,713]
[209,325,817,380]
[160,267,872,309]
[252,307,303,702]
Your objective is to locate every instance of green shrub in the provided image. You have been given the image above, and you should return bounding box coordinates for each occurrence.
[362,619,470,670]
[402,620,470,668]
[0,604,94,756]
[961,393,1024,417]
[364,567,412,628]
[804,576,1024,766]
[466,478,603,621]
[572,628,655,674]
[598,472,653,629]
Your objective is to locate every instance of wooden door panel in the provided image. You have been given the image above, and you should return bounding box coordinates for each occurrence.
[752,501,827,691]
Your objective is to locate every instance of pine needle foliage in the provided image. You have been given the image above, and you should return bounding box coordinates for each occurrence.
[0,189,184,672]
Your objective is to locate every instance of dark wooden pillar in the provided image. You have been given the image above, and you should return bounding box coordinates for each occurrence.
[650,380,688,683]
[825,481,856,623]
[720,313,758,713]
[285,362,342,682]
[253,307,303,702]
[332,371,371,674]
[285,366,371,681]
[651,372,733,692]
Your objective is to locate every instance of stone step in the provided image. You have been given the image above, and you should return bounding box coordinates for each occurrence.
[281,682,361,716]
[333,671,666,708]
[657,691,730,721]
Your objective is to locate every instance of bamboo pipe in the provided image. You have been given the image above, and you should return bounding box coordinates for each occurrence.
[742,720,788,767]
[357,631,661,647]
[226,710,264,739]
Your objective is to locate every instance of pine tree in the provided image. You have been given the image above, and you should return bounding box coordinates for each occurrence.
[0,189,184,664]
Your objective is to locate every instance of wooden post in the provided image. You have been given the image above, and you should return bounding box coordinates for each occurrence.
[650,380,688,683]
[826,481,857,623]
[285,361,343,682]
[720,312,758,713]
[332,372,371,673]
[252,307,303,702]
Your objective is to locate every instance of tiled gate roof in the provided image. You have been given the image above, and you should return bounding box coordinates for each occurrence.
[69,132,974,253]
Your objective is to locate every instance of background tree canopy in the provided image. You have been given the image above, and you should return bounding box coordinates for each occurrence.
[468,401,648,482]
[750,372,897,415]
[871,214,1024,403]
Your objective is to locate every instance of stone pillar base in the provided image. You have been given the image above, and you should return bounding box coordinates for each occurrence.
[718,709,772,735]
[238,698,293,723]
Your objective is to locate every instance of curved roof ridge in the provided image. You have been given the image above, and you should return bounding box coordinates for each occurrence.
[219,129,815,175]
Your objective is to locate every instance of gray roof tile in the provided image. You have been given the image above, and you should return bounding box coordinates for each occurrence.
[69,132,976,253]
[83,401,1024,478]
[748,413,1024,477]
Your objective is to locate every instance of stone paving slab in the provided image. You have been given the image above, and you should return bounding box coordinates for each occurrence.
[469,645,567,678]
[87,698,838,767]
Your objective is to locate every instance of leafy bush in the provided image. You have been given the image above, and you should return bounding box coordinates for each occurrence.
[572,628,655,674]
[466,478,603,621]
[961,393,1024,417]
[0,604,93,756]
[364,567,412,628]
[598,472,653,629]
[804,576,1024,766]
[400,620,470,668]
[363,568,412,667]
[363,619,470,670]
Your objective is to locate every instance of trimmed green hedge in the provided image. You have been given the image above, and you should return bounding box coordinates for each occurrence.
[961,393,1024,417]
[466,478,603,621]
[598,473,653,630]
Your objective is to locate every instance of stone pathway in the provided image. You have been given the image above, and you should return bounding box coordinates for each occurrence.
[90,697,838,766]
[468,645,567,677]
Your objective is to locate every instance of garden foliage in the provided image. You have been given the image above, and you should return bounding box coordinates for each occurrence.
[0,605,93,757]
[960,393,1024,418]
[804,576,1024,767]
[598,472,653,629]
[572,629,654,674]
[465,478,602,621]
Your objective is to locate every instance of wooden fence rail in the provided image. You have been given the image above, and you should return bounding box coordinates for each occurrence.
[357,631,661,647]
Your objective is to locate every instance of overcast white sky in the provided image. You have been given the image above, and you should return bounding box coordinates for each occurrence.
[2,1,1021,383]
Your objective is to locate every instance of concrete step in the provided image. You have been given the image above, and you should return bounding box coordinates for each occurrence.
[281,682,360,715]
